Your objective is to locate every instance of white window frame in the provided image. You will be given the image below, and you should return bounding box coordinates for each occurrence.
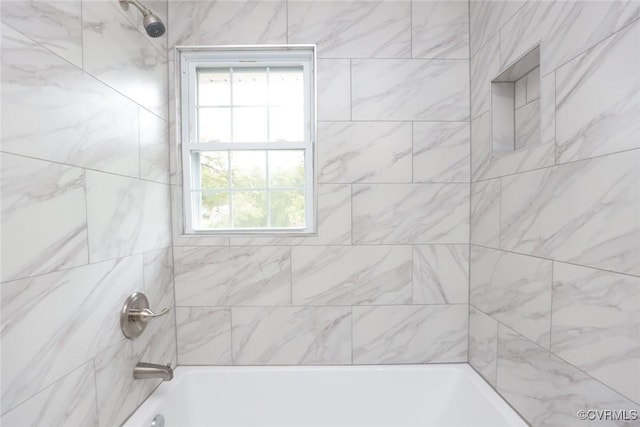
[179,45,316,235]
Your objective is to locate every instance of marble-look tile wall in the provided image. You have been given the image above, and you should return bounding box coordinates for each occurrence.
[168,0,471,366]
[468,1,640,425]
[0,1,173,426]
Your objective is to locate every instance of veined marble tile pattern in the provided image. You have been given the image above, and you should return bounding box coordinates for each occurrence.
[352,183,469,244]
[470,246,552,348]
[413,121,470,183]
[412,0,469,59]
[353,304,468,364]
[292,245,412,306]
[1,26,140,178]
[352,58,469,121]
[0,153,88,283]
[0,1,173,425]
[232,307,351,365]
[0,0,83,68]
[496,326,640,427]
[318,121,412,184]
[166,0,473,374]
[469,1,640,424]
[551,262,640,405]
[468,306,498,387]
[288,0,411,58]
[0,362,97,427]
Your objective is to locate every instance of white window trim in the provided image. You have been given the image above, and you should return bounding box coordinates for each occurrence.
[178,45,317,236]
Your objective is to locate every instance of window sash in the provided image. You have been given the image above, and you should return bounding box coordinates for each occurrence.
[180,48,315,235]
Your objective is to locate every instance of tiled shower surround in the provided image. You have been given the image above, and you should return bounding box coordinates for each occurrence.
[167,0,471,367]
[0,1,174,426]
[1,1,639,427]
[468,0,640,425]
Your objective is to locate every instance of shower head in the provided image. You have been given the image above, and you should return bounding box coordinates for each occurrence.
[142,11,166,38]
[119,0,166,38]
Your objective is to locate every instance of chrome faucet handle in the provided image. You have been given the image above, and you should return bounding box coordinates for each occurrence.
[120,292,171,339]
[129,307,170,322]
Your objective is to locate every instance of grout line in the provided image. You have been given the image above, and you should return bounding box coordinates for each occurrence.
[0,151,172,186]
[470,243,640,280]
[92,359,101,425]
[229,307,235,366]
[549,261,554,351]
[470,146,640,184]
[83,169,92,265]
[496,321,640,408]
[466,0,473,364]
[467,361,531,426]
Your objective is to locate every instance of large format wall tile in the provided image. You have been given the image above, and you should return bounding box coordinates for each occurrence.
[288,0,411,58]
[352,183,469,244]
[470,246,552,348]
[0,0,83,67]
[497,325,640,426]
[317,59,350,121]
[177,307,232,365]
[352,59,469,121]
[469,0,524,57]
[174,246,291,306]
[556,21,640,164]
[292,246,412,306]
[86,171,171,262]
[318,122,412,183]
[232,307,351,365]
[138,248,177,368]
[94,339,157,427]
[1,256,143,412]
[168,0,286,50]
[0,154,88,282]
[470,33,500,120]
[413,121,470,183]
[470,179,500,247]
[82,0,168,119]
[500,151,640,276]
[0,26,140,178]
[469,306,498,387]
[499,0,640,76]
[352,305,468,364]
[139,107,170,184]
[229,184,351,246]
[411,0,469,59]
[551,262,640,404]
[413,245,469,304]
[0,362,97,426]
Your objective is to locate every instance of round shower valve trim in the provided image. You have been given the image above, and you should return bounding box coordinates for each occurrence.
[120,292,170,339]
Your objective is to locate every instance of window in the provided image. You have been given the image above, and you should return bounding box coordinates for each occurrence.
[180,46,316,234]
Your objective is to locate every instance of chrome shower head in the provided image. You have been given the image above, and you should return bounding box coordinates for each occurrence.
[142,11,166,38]
[119,0,166,38]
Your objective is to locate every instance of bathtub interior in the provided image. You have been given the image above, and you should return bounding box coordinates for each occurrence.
[123,364,526,427]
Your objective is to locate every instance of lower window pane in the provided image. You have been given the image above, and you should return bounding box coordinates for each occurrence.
[233,190,267,228]
[193,191,230,229]
[270,190,304,228]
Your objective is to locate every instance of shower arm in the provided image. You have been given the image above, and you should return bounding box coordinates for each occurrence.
[119,0,152,16]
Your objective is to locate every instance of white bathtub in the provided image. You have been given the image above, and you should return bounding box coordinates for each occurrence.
[123,364,526,427]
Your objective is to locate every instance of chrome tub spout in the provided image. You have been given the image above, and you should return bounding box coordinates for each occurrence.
[134,362,173,381]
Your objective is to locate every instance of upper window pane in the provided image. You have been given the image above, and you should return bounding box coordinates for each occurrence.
[198,70,230,106]
[233,68,268,106]
[269,67,304,106]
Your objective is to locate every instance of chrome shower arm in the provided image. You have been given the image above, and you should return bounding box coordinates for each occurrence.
[119,0,152,16]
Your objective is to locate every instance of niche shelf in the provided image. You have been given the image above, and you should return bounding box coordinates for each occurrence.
[491,46,541,158]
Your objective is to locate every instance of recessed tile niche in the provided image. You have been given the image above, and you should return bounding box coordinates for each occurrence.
[491,46,541,157]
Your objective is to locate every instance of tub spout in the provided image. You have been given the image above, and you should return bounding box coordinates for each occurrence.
[134,362,173,381]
